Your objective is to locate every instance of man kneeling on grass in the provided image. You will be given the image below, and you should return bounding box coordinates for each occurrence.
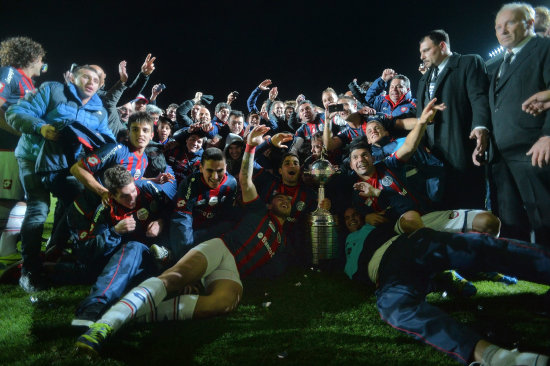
[76,125,294,354]
[343,206,550,366]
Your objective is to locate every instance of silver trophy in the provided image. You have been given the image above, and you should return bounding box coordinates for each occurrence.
[308,154,338,265]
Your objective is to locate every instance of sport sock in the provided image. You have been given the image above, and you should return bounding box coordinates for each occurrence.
[482,345,549,366]
[0,204,26,256]
[136,294,198,322]
[96,277,167,332]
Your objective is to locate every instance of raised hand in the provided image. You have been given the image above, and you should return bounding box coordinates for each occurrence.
[141,53,156,75]
[271,132,293,149]
[119,61,128,83]
[269,86,278,101]
[247,125,270,146]
[418,98,446,124]
[258,79,272,91]
[381,68,396,82]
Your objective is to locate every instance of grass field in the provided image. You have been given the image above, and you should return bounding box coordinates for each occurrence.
[0,199,548,366]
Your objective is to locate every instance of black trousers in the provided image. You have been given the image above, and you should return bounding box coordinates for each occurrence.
[490,156,550,244]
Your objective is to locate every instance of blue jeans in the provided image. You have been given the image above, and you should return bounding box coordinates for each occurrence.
[17,158,50,273]
[375,229,550,364]
[76,240,157,311]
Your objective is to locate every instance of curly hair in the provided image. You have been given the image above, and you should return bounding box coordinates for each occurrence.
[0,36,45,68]
[103,165,134,195]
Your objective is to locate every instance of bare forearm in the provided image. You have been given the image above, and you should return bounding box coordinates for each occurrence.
[71,163,108,197]
[394,117,418,130]
[397,121,426,160]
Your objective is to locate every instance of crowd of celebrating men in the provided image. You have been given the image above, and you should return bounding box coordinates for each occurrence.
[1,2,550,365]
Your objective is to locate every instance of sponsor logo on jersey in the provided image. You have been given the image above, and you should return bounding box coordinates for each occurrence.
[208,196,218,206]
[6,68,14,84]
[381,176,393,187]
[401,107,408,113]
[137,208,149,221]
[87,155,100,167]
[100,145,121,163]
[260,234,274,257]
[296,201,305,211]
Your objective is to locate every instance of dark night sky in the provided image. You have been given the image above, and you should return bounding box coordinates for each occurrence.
[2,0,548,111]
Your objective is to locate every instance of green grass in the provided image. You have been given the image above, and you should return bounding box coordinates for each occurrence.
[0,198,548,365]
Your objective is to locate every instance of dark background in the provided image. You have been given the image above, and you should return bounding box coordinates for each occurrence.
[2,0,547,111]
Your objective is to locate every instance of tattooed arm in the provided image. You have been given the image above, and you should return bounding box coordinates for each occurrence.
[240,125,272,203]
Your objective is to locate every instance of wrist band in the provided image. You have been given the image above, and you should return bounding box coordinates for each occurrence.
[245,144,256,153]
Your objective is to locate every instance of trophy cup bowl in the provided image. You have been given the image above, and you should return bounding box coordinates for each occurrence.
[308,158,338,265]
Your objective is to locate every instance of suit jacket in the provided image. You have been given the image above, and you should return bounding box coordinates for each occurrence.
[488,36,550,161]
[416,53,490,172]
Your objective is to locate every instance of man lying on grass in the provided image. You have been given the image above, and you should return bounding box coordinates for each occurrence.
[75,125,294,354]
[343,206,550,366]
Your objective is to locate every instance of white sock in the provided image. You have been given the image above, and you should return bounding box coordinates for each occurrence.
[136,294,198,323]
[0,204,26,257]
[483,345,549,366]
[97,277,167,332]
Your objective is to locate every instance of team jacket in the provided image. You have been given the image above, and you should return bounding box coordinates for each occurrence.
[352,154,421,221]
[365,77,417,119]
[73,182,166,260]
[6,81,112,161]
[170,171,238,251]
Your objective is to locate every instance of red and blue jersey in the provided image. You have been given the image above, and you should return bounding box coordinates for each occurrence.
[165,146,202,185]
[82,142,148,185]
[352,154,420,222]
[295,114,340,141]
[0,66,36,150]
[171,171,238,249]
[0,66,35,109]
[336,123,367,146]
[254,169,317,229]
[222,196,288,278]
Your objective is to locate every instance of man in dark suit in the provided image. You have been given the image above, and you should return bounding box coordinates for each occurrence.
[416,30,490,210]
[488,3,550,243]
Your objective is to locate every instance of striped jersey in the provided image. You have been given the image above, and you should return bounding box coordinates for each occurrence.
[81,142,148,185]
[222,196,288,278]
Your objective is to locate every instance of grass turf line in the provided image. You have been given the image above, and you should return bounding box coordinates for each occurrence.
[0,196,548,365]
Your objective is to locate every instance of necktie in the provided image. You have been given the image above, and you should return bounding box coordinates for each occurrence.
[429,67,439,98]
[498,52,513,83]
[432,67,439,81]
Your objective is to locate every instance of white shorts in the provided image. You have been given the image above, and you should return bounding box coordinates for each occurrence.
[395,209,486,234]
[0,151,23,200]
[192,238,242,289]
